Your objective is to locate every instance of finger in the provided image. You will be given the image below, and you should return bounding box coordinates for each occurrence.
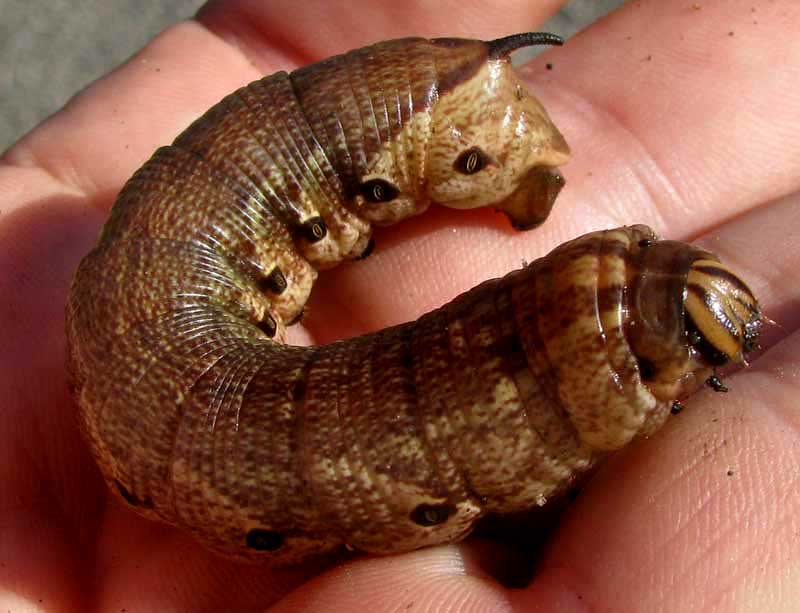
[1,21,259,207]
[266,545,513,613]
[541,0,800,237]
[511,190,800,611]
[91,502,319,613]
[0,193,107,613]
[303,0,800,341]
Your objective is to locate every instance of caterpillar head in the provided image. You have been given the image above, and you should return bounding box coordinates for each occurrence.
[427,33,570,229]
[684,258,763,367]
[626,229,762,401]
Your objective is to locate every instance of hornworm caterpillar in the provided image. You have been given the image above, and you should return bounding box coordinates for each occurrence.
[66,33,762,565]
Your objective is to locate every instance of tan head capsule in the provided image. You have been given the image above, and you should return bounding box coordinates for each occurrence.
[685,259,763,365]
[623,231,762,407]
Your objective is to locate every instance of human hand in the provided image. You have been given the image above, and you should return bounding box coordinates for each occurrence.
[1,1,799,611]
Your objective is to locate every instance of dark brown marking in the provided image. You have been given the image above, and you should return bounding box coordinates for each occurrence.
[257,314,277,338]
[300,217,327,243]
[246,529,284,551]
[596,282,625,313]
[637,357,656,381]
[427,34,492,95]
[359,178,399,203]
[287,308,305,326]
[115,480,153,510]
[400,340,415,372]
[454,147,488,175]
[410,503,455,527]
[693,264,753,295]
[687,283,712,308]
[508,333,524,358]
[685,303,734,367]
[688,281,742,334]
[292,375,308,404]
[356,238,375,260]
[259,267,287,295]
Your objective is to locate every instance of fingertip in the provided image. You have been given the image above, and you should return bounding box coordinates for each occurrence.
[269,546,514,613]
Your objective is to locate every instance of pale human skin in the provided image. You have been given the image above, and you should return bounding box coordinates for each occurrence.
[1,0,799,611]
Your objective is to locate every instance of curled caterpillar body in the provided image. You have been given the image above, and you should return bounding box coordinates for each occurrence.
[66,33,761,565]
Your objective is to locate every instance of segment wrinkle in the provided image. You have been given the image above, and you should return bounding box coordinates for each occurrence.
[287,75,347,204]
[231,88,308,222]
[443,309,488,505]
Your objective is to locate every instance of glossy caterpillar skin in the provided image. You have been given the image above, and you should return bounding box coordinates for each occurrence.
[66,33,762,565]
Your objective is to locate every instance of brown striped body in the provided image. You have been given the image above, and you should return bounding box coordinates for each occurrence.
[65,34,761,565]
